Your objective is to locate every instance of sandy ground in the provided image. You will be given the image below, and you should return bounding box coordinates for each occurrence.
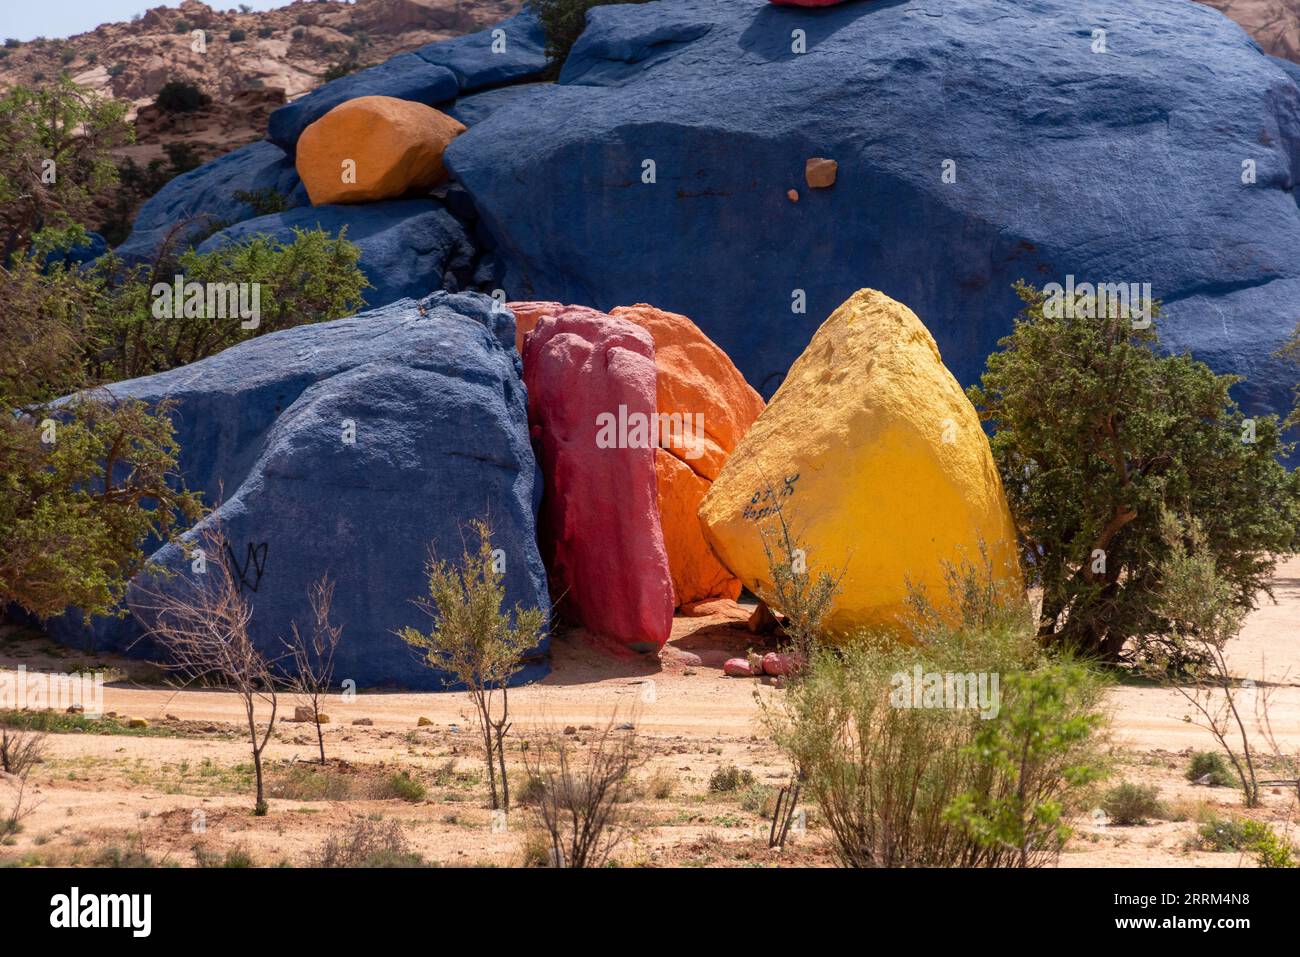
[0,559,1296,868]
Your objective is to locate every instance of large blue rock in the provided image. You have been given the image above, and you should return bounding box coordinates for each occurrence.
[446,0,1300,432]
[415,11,550,92]
[48,293,551,690]
[115,140,308,265]
[267,54,460,154]
[196,198,477,307]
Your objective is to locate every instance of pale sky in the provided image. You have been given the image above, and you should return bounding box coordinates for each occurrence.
[2,0,322,42]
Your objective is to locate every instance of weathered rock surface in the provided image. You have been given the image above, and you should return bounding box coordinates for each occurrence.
[47,292,550,690]
[521,306,674,653]
[698,289,1022,636]
[446,0,1300,442]
[196,198,477,307]
[296,96,466,205]
[611,304,765,606]
[114,140,309,264]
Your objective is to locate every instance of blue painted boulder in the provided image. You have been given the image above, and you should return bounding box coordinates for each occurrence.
[48,293,551,690]
[446,0,1300,432]
[196,198,477,307]
[267,54,460,155]
[114,140,308,265]
[415,11,550,92]
[42,231,108,269]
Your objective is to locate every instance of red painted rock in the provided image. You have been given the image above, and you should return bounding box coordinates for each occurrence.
[611,305,765,607]
[723,657,755,678]
[522,306,674,654]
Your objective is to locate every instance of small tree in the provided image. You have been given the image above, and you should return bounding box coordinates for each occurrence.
[968,281,1300,661]
[140,523,280,815]
[1139,511,1259,806]
[283,575,343,765]
[0,721,48,839]
[398,520,545,811]
[521,717,644,867]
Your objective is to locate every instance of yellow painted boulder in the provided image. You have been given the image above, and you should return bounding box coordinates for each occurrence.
[697,289,1021,635]
[295,95,465,205]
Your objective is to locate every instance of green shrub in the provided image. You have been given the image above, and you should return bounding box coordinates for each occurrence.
[107,62,126,78]
[740,784,777,818]
[1186,751,1238,789]
[380,771,427,803]
[708,764,754,793]
[766,559,1108,868]
[228,29,246,43]
[1101,782,1161,826]
[1195,813,1296,866]
[258,26,274,39]
[174,20,191,35]
[268,764,352,801]
[154,80,210,113]
[526,1,653,69]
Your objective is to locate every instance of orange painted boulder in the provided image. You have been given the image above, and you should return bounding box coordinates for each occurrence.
[296,95,465,206]
[522,305,674,653]
[611,305,765,606]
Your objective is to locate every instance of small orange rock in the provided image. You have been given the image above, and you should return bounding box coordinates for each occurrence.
[805,157,838,188]
[296,95,466,205]
[787,188,799,202]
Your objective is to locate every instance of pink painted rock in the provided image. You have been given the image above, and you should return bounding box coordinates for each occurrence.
[723,657,755,678]
[522,306,674,654]
[761,652,804,677]
[507,300,563,354]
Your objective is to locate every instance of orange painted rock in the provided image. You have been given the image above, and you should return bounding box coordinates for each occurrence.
[508,300,562,354]
[522,305,674,654]
[612,305,765,607]
[296,95,465,206]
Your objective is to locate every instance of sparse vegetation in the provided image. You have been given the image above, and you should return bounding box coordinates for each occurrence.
[308,818,425,868]
[521,718,645,867]
[399,520,547,811]
[708,764,754,794]
[282,575,343,764]
[1101,782,1161,826]
[1193,812,1296,867]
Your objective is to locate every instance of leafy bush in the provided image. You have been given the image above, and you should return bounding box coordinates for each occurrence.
[1194,813,1296,866]
[1101,782,1161,826]
[1187,751,1239,789]
[380,771,427,803]
[154,80,211,114]
[708,764,754,793]
[526,1,653,69]
[174,20,191,35]
[766,562,1108,868]
[258,26,274,39]
[228,29,246,43]
[107,62,126,78]
[968,282,1300,661]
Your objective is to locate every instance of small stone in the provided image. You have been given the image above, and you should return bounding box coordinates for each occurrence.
[563,725,578,735]
[66,705,84,714]
[316,714,331,724]
[724,657,754,677]
[805,157,838,188]
[352,718,374,727]
[165,714,179,721]
[293,706,314,723]
[786,188,799,202]
[417,716,434,727]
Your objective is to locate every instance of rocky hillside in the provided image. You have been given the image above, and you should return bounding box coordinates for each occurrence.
[1200,0,1299,62]
[0,0,522,164]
